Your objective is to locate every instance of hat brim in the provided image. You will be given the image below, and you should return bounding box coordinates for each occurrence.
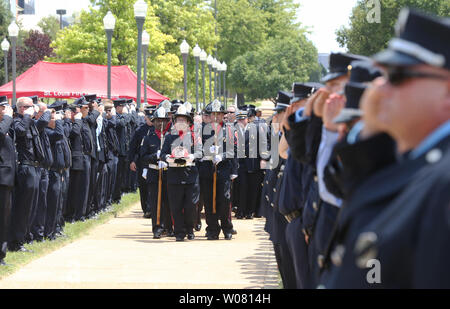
[273,105,287,112]
[373,49,423,68]
[333,109,363,124]
[174,114,193,122]
[290,96,309,104]
[321,72,347,83]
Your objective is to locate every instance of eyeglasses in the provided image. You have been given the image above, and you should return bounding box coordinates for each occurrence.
[385,67,449,86]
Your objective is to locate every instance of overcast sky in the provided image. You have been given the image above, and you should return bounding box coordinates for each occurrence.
[295,0,359,53]
[34,0,358,54]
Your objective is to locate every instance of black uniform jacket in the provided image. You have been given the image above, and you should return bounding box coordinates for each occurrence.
[322,134,450,289]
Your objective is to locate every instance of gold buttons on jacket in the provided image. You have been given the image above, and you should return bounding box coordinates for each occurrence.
[354,232,378,269]
[426,149,443,164]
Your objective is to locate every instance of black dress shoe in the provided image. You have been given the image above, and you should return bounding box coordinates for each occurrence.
[153,232,162,239]
[143,212,151,219]
[0,259,10,266]
[224,233,232,240]
[207,235,219,240]
[245,214,253,220]
[187,233,195,240]
[176,236,185,242]
[231,229,237,235]
[194,223,202,231]
[236,214,244,219]
[167,230,175,237]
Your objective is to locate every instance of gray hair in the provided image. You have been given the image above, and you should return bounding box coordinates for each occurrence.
[16,97,33,109]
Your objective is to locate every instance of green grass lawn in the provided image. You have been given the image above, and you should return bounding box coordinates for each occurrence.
[0,192,140,280]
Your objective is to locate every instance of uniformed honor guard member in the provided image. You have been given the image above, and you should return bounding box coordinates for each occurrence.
[103,100,120,208]
[30,101,53,243]
[262,90,297,289]
[83,95,101,219]
[8,97,48,252]
[128,104,157,216]
[112,98,131,204]
[65,98,93,222]
[321,8,450,289]
[43,106,65,240]
[199,100,237,240]
[0,97,15,264]
[141,106,172,238]
[235,107,264,220]
[161,104,203,241]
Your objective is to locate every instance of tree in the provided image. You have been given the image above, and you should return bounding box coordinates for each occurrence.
[228,31,319,101]
[17,30,55,74]
[336,0,450,56]
[216,0,317,102]
[49,0,183,97]
[37,15,60,42]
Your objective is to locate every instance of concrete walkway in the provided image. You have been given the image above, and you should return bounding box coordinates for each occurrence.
[0,203,279,289]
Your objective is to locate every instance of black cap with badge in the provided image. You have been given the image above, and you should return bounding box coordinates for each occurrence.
[113,98,127,108]
[49,100,68,112]
[273,91,292,112]
[84,94,97,102]
[333,61,382,124]
[74,96,89,107]
[321,53,370,83]
[0,96,8,106]
[373,8,450,70]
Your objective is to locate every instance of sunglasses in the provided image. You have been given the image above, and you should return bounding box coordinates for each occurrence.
[385,67,449,86]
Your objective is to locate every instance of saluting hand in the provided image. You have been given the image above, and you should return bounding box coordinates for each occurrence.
[74,113,82,120]
[360,77,388,139]
[312,88,331,118]
[323,93,345,132]
[3,105,13,117]
[24,106,35,116]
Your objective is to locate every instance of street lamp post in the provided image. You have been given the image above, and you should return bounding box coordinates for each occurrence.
[207,54,213,102]
[142,30,150,105]
[134,0,148,109]
[180,39,190,102]
[56,9,66,30]
[8,22,18,106]
[103,11,116,100]
[200,49,207,109]
[222,62,227,107]
[212,58,218,99]
[218,62,222,103]
[1,38,10,85]
[193,44,201,112]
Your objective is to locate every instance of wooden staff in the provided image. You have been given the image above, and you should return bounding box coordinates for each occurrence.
[156,121,164,226]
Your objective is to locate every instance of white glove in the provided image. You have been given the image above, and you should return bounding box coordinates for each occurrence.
[186,154,195,162]
[209,145,219,154]
[24,106,35,116]
[142,168,148,180]
[111,107,117,116]
[54,113,63,121]
[158,161,168,169]
[74,113,82,120]
[230,174,238,180]
[213,154,222,164]
[166,155,175,163]
[157,150,161,159]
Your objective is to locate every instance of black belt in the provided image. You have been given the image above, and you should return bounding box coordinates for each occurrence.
[284,209,302,223]
[18,160,39,167]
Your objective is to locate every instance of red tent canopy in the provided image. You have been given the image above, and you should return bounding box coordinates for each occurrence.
[0,61,169,105]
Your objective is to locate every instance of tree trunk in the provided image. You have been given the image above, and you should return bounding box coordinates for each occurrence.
[236,93,245,108]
